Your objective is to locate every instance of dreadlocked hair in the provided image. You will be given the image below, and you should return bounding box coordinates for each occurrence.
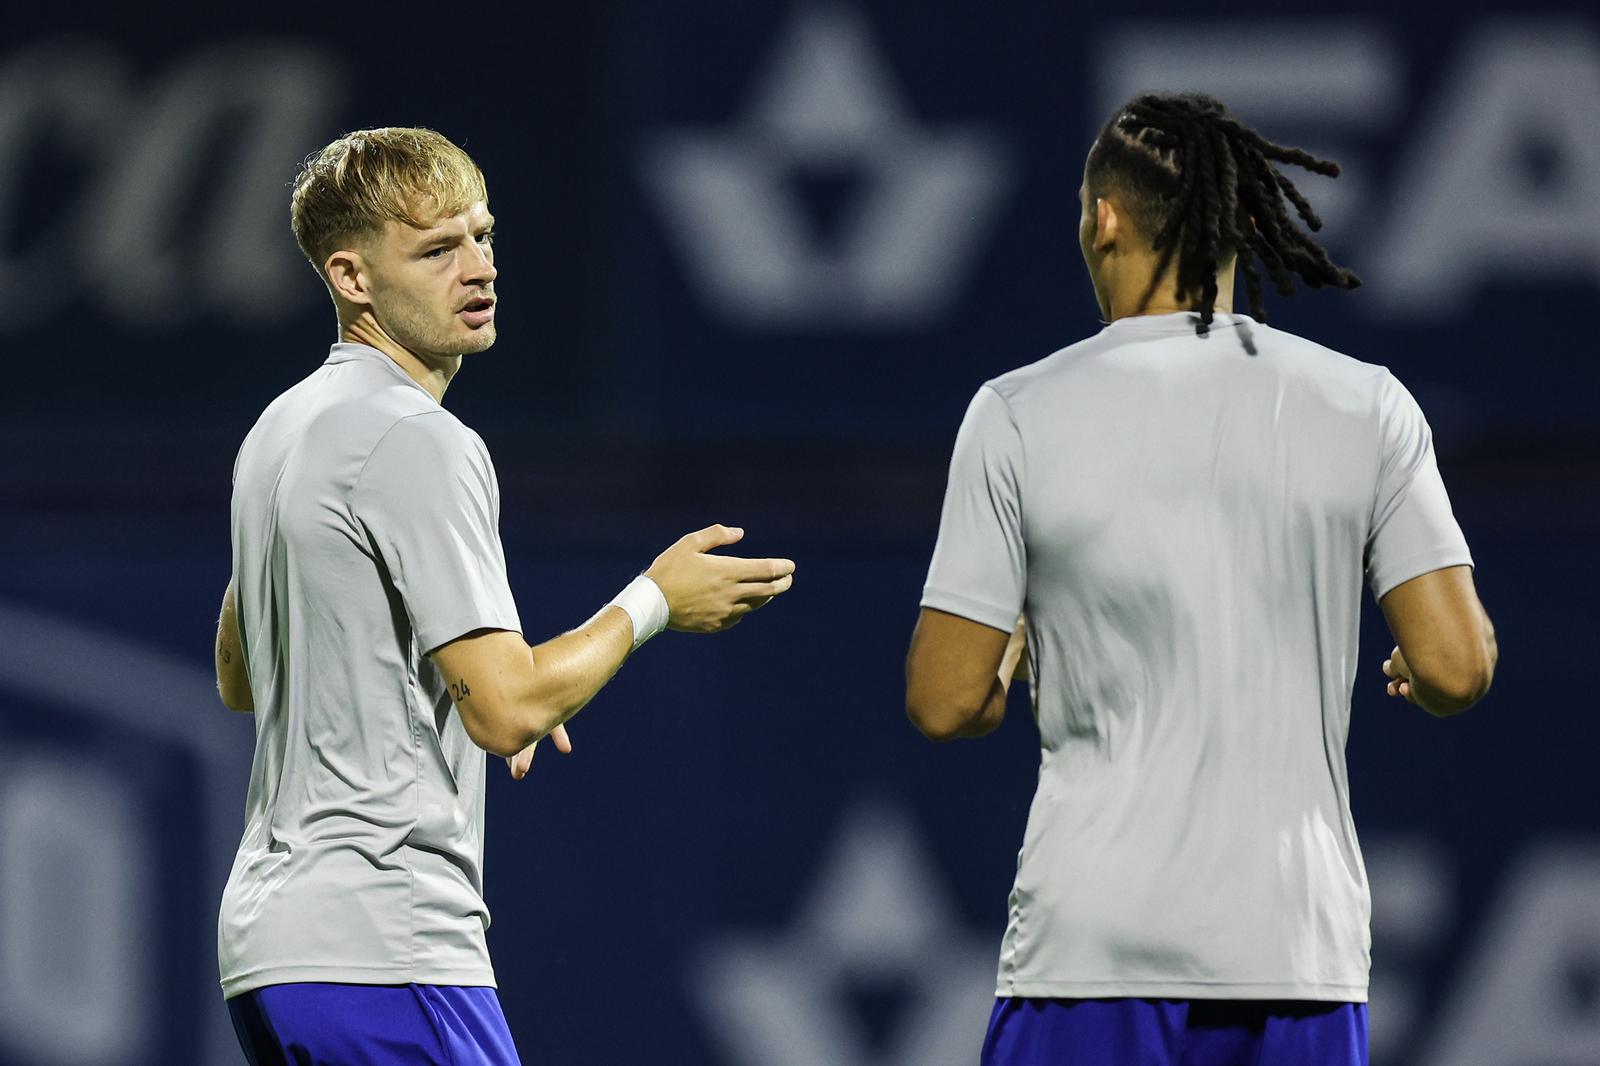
[1085,92,1361,333]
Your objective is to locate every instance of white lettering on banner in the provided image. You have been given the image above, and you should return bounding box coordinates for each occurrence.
[1374,22,1600,312]
[0,752,153,1066]
[0,42,130,325]
[1419,844,1600,1066]
[639,6,1015,328]
[0,601,254,1066]
[690,798,994,1066]
[0,41,342,333]
[684,821,1600,1066]
[1095,19,1600,318]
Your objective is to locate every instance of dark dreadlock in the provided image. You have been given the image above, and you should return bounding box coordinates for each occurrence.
[1085,92,1361,333]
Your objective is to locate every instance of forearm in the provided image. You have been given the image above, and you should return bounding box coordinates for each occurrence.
[1400,611,1497,717]
[510,605,635,741]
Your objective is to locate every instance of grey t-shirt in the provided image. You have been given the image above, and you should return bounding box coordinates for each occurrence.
[922,312,1472,1002]
[219,343,521,997]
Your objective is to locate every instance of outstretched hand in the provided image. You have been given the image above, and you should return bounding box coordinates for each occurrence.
[646,524,796,633]
[506,723,572,780]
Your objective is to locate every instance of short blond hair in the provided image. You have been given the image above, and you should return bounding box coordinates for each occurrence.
[290,127,488,272]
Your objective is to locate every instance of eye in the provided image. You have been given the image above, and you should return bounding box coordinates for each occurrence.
[423,246,448,260]
[476,231,494,246]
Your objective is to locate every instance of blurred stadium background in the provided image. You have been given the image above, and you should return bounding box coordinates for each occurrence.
[1,3,1596,1064]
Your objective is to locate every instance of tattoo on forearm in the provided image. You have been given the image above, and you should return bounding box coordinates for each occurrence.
[221,648,232,664]
[449,679,471,702]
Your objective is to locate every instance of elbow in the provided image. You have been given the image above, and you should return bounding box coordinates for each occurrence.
[905,695,973,743]
[1421,670,1493,717]
[217,680,253,713]
[1415,647,1497,717]
[462,697,562,757]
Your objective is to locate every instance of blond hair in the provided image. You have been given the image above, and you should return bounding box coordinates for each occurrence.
[290,127,488,272]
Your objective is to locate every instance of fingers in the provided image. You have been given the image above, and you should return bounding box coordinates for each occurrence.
[680,524,746,553]
[738,574,794,601]
[508,725,573,780]
[729,557,797,582]
[508,742,536,780]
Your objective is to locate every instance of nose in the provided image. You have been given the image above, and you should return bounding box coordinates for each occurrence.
[461,238,496,287]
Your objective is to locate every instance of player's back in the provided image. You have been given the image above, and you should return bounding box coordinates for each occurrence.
[926,310,1468,1001]
[220,342,504,997]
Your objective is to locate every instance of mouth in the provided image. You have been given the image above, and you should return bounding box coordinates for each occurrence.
[458,295,496,328]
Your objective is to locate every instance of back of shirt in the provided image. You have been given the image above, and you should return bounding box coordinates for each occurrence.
[219,343,522,997]
[922,312,1471,1002]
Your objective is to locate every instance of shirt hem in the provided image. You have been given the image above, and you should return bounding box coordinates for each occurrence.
[221,964,497,999]
[995,978,1368,1003]
[1369,546,1474,601]
[920,588,1020,634]
[417,613,525,658]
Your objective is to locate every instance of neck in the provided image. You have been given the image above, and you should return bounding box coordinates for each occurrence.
[1103,257,1237,323]
[341,315,458,404]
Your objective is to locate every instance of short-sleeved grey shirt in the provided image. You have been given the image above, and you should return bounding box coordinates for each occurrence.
[219,343,521,997]
[923,312,1472,1002]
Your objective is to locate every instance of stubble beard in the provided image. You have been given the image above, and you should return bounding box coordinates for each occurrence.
[381,292,497,360]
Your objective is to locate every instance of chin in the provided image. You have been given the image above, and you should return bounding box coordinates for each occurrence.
[459,325,497,354]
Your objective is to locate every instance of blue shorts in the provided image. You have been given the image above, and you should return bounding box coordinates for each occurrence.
[227,982,520,1065]
[982,997,1368,1066]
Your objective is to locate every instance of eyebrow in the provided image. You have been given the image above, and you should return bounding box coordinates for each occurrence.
[415,218,496,249]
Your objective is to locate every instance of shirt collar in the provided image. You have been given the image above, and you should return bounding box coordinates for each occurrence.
[324,342,438,403]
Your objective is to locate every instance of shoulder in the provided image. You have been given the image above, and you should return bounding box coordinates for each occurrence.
[374,407,477,449]
[358,408,492,491]
[984,334,1105,399]
[1250,321,1391,390]
[967,332,1121,429]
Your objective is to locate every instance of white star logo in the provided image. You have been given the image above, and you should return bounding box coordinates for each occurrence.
[689,798,996,1066]
[639,5,1016,328]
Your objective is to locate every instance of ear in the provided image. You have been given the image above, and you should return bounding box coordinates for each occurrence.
[1094,197,1120,253]
[325,249,373,307]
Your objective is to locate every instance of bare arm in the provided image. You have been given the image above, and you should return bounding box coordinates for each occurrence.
[1378,564,1497,716]
[432,524,794,763]
[431,610,632,759]
[215,577,253,712]
[905,609,1027,741]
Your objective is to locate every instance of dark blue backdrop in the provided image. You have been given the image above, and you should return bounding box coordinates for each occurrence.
[0,4,1595,1065]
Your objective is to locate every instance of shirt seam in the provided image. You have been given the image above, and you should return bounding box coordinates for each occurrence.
[980,383,1028,566]
[350,410,461,505]
[407,630,421,975]
[1366,368,1393,540]
[220,963,498,997]
[995,978,1369,991]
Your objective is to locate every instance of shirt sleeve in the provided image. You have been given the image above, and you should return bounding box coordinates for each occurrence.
[352,412,523,654]
[1365,372,1473,600]
[920,385,1027,632]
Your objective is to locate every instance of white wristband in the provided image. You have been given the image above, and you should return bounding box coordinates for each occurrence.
[608,574,670,650]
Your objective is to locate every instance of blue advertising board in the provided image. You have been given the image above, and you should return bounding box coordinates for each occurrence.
[0,3,1594,1064]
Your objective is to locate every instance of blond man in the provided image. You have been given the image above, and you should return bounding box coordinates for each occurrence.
[213,128,795,1064]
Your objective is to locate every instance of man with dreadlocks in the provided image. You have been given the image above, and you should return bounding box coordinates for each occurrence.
[905,92,1497,1064]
